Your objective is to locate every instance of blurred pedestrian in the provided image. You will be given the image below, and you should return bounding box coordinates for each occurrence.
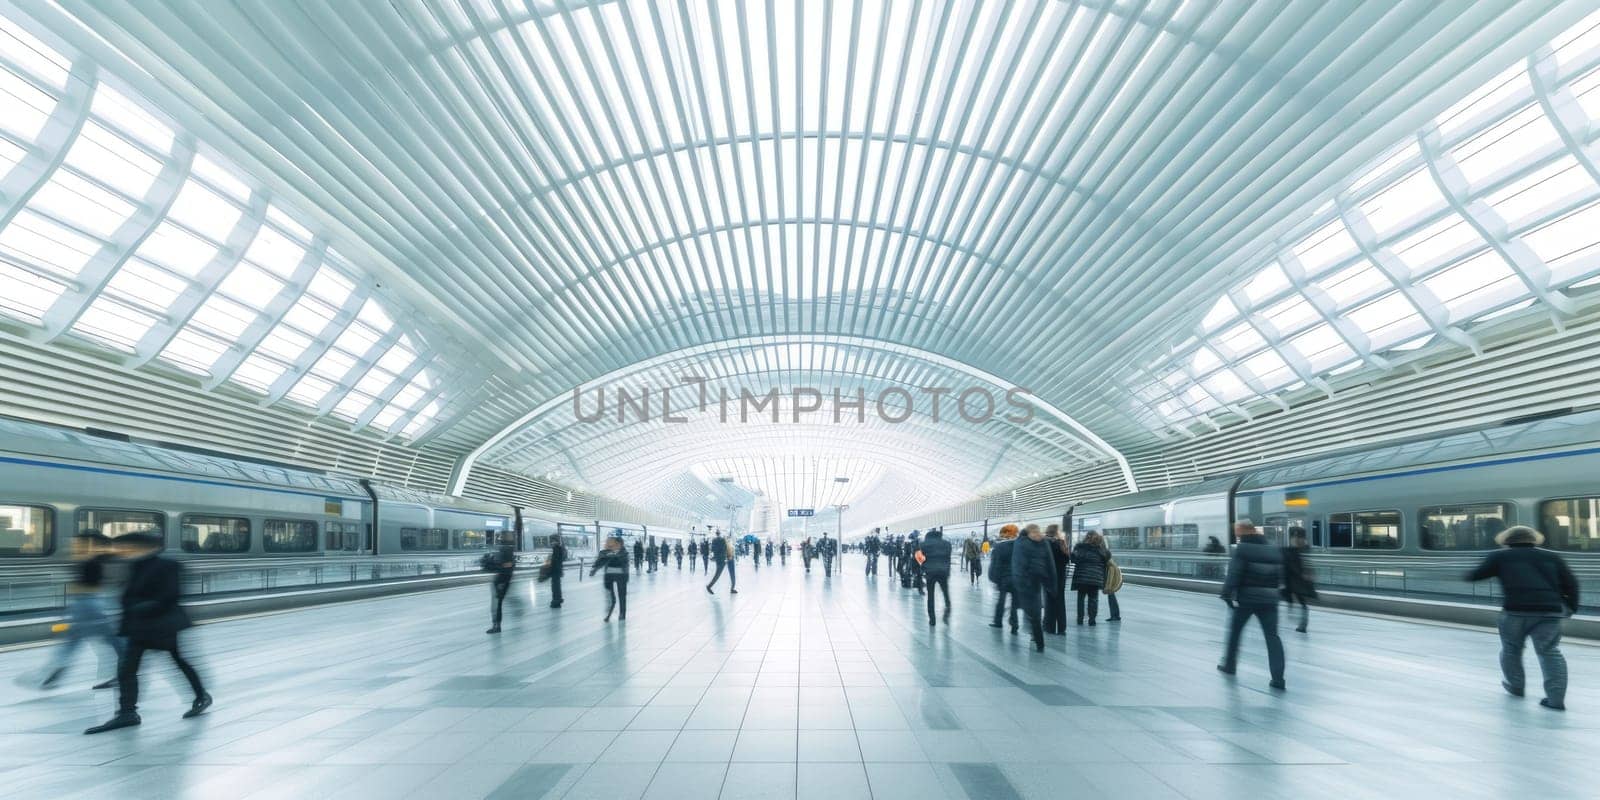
[706,530,737,594]
[590,534,629,622]
[1467,525,1579,710]
[485,534,516,634]
[40,532,122,690]
[1217,520,1286,690]
[917,528,953,626]
[1281,528,1315,633]
[1011,524,1058,651]
[988,525,1020,634]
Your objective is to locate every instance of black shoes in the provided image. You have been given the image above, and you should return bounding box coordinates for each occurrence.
[85,712,141,734]
[1295,625,1307,633]
[988,622,1003,629]
[1108,617,1122,623]
[1076,619,1084,626]
[184,693,212,719]
[1088,620,1097,627]
[486,626,501,634]
[1503,682,1525,697]
[92,679,117,690]
[1010,626,1018,635]
[1216,664,1236,675]
[1269,680,1286,691]
[1034,640,1045,653]
[730,589,738,594]
[706,586,714,594]
[1540,699,1565,711]
[928,618,936,627]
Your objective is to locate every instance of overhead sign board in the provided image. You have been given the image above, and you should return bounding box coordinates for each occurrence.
[787,509,815,517]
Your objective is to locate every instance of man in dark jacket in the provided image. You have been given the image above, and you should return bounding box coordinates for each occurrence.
[988,526,1020,633]
[819,533,837,576]
[864,530,880,576]
[1218,521,1286,690]
[86,533,210,734]
[706,531,737,594]
[1011,524,1059,651]
[1467,525,1579,710]
[633,539,645,575]
[917,528,954,626]
[548,536,567,608]
[487,536,516,633]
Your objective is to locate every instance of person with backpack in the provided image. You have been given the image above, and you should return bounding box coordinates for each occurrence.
[988,525,1020,634]
[917,528,954,626]
[706,530,737,594]
[590,535,629,622]
[485,535,517,634]
[1466,525,1579,710]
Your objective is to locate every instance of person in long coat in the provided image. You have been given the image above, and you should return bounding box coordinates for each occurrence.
[1010,524,1059,651]
[1071,531,1110,626]
[988,526,1020,633]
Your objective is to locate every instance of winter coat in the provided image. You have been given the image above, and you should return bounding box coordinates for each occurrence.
[1281,545,1317,599]
[988,539,1016,587]
[1070,542,1108,589]
[119,554,193,648]
[917,532,953,578]
[1467,545,1580,614]
[589,549,629,579]
[710,536,729,563]
[1010,536,1059,596]
[1050,542,1070,593]
[1221,533,1283,606]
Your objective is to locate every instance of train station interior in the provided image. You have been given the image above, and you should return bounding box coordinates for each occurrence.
[0,1,1597,798]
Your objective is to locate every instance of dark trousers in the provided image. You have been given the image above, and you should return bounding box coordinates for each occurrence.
[1044,581,1068,633]
[992,589,1019,629]
[1499,612,1566,705]
[866,554,877,575]
[1076,588,1100,622]
[925,574,951,620]
[702,555,709,570]
[491,579,510,625]
[549,569,563,607]
[707,560,736,589]
[968,559,982,585]
[603,575,627,619]
[1106,592,1121,620]
[823,557,834,577]
[118,641,205,713]
[1221,602,1285,682]
[1285,593,1308,629]
[1016,585,1045,643]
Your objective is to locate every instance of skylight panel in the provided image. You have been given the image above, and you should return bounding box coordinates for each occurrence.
[1215,322,1266,359]
[1288,324,1356,372]
[0,17,69,90]
[105,258,187,309]
[391,383,424,409]
[1199,295,1237,331]
[1241,349,1295,391]
[1292,220,1361,277]
[286,373,336,407]
[355,298,392,331]
[1572,64,1600,120]
[1359,167,1448,239]
[1436,62,1529,141]
[159,328,230,374]
[188,295,256,340]
[216,262,284,303]
[305,266,354,306]
[1346,292,1430,351]
[1241,262,1290,306]
[0,136,24,173]
[188,151,252,201]
[0,209,101,278]
[1317,262,1391,309]
[62,121,163,199]
[1551,10,1600,69]
[0,262,64,322]
[133,222,218,276]
[371,405,405,431]
[242,225,307,277]
[281,296,336,336]
[89,84,173,154]
[1348,140,1421,197]
[352,365,396,397]
[29,169,136,238]
[308,346,357,380]
[1389,214,1482,272]
[262,205,312,243]
[331,390,376,421]
[1188,346,1221,376]
[1484,156,1595,229]
[0,66,53,142]
[1261,296,1318,337]
[255,323,313,362]
[1450,105,1562,186]
[71,297,156,352]
[1181,385,1219,414]
[1522,201,1600,280]
[375,344,414,374]
[229,354,287,392]
[166,179,241,242]
[331,321,381,356]
[1202,369,1251,403]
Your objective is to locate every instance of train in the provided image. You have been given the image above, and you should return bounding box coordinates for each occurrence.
[0,416,632,564]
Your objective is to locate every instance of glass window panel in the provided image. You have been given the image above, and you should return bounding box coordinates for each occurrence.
[62,121,163,199]
[1484,156,1595,230]
[89,84,173,153]
[0,503,53,555]
[1573,64,1600,121]
[399,526,449,550]
[243,225,307,277]
[0,209,102,278]
[78,508,164,542]
[256,324,312,362]
[166,179,241,242]
[353,366,395,397]
[28,170,135,238]
[371,405,405,430]
[133,222,217,276]
[1327,510,1401,549]
[1200,295,1237,331]
[1289,324,1355,371]
[1215,323,1266,359]
[332,321,381,355]
[1317,261,1391,308]
[309,346,356,379]
[263,519,318,552]
[375,344,414,374]
[1436,63,1529,140]
[0,17,70,90]
[1359,168,1448,239]
[0,136,24,174]
[0,67,54,142]
[71,297,157,351]
[159,328,230,374]
[1241,349,1295,390]
[1346,292,1430,350]
[189,295,256,340]
[1349,140,1421,197]
[1241,263,1290,305]
[1293,220,1360,276]
[1262,296,1319,336]
[281,296,336,335]
[106,260,189,309]
[1552,11,1600,68]
[1521,201,1600,279]
[1539,497,1600,552]
[1389,214,1483,272]
[179,514,250,553]
[332,390,376,421]
[390,383,424,409]
[287,373,335,406]
[1421,250,1518,306]
[355,298,392,331]
[188,151,252,201]
[1201,370,1250,403]
[1421,503,1508,551]
[1181,385,1219,414]
[0,262,66,322]
[306,267,353,305]
[216,262,284,303]
[1451,105,1563,186]
[230,354,287,392]
[1189,347,1221,375]
[263,205,313,243]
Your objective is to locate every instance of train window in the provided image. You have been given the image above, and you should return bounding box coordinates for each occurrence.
[1327,510,1401,549]
[1101,527,1140,549]
[263,519,318,552]
[1261,515,1307,547]
[326,520,361,551]
[454,529,486,550]
[1144,524,1199,550]
[78,509,164,544]
[0,504,53,555]
[1539,498,1600,552]
[180,515,251,553]
[1421,504,1509,551]
[400,527,448,550]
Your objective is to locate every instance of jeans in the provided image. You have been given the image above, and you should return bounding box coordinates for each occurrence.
[490,580,510,626]
[1220,602,1285,682]
[925,574,950,620]
[549,568,563,607]
[603,575,627,619]
[823,557,834,577]
[992,589,1019,629]
[118,641,205,713]
[707,560,736,590]
[1498,612,1566,705]
[1076,588,1100,622]
[1106,592,1121,620]
[1285,593,1308,630]
[43,594,124,681]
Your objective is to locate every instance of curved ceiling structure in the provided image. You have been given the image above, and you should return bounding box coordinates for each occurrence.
[3,1,1597,530]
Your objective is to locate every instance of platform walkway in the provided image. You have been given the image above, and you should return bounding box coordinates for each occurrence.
[0,555,1593,799]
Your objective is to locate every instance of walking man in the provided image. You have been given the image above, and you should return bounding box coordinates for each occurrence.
[917,528,953,626]
[547,535,567,608]
[706,530,737,595]
[486,534,516,633]
[1217,520,1286,690]
[1467,525,1579,710]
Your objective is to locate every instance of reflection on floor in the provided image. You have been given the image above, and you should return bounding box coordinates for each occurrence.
[0,555,1594,799]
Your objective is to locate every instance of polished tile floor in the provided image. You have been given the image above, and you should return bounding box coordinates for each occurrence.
[0,556,1594,799]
